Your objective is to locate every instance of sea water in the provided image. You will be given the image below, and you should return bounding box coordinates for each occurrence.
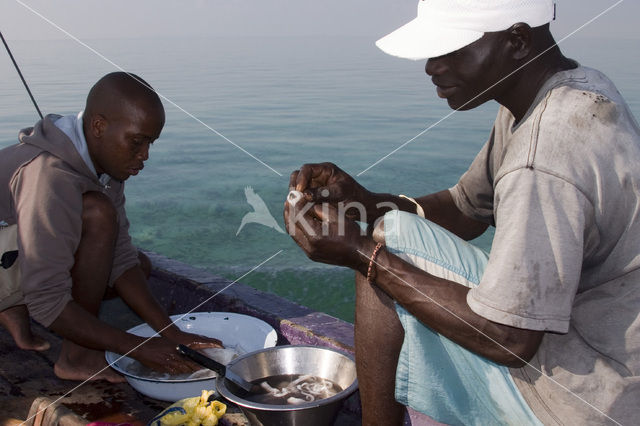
[1,36,638,322]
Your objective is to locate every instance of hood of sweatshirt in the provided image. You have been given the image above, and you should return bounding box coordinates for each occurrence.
[18,114,98,182]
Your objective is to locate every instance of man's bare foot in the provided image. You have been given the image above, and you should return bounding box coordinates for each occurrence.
[0,304,50,351]
[54,340,125,383]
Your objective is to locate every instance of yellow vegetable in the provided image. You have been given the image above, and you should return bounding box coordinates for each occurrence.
[149,390,227,426]
[210,401,226,417]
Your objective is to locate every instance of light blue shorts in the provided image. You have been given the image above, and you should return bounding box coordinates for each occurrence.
[383,211,541,426]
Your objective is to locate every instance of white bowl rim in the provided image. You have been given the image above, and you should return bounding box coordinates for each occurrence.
[105,312,277,383]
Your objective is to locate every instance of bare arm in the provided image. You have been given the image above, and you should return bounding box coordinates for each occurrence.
[49,298,198,374]
[290,163,488,240]
[357,238,542,367]
[49,264,222,374]
[285,197,542,368]
[114,265,223,350]
[368,189,489,241]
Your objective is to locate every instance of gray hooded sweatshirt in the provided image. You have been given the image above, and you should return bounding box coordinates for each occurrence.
[0,114,139,326]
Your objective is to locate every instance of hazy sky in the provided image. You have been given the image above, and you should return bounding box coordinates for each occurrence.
[1,0,638,41]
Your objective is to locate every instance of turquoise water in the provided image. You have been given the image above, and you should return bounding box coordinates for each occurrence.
[1,36,639,322]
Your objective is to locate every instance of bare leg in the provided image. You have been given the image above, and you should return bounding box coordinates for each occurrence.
[54,191,124,383]
[0,304,50,351]
[355,271,405,426]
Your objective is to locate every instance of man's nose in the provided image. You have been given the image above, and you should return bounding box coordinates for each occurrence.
[138,143,150,161]
[425,57,445,76]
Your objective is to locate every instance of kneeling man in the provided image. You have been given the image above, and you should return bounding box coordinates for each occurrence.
[0,72,221,382]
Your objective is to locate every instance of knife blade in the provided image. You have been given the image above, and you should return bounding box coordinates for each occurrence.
[176,344,254,392]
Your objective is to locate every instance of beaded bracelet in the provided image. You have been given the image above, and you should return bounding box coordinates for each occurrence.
[366,242,385,284]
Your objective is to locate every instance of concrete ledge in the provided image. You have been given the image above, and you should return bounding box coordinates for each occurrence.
[145,251,355,353]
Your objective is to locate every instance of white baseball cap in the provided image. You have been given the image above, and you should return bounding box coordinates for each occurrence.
[376,0,556,60]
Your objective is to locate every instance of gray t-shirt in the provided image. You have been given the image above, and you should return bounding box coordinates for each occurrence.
[450,66,640,425]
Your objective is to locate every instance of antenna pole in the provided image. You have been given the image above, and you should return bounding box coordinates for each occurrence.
[0,30,43,119]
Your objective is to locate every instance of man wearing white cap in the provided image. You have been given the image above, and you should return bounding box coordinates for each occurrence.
[286,0,640,425]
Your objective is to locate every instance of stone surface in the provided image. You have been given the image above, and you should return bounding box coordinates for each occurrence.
[1,251,440,425]
[0,321,172,423]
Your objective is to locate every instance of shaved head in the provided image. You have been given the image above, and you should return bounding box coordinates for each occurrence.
[85,72,164,125]
[83,72,165,181]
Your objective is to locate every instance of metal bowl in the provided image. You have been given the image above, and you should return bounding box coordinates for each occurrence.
[105,312,277,402]
[217,345,358,426]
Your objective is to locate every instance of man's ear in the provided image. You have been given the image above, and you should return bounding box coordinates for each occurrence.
[90,114,107,138]
[508,23,533,61]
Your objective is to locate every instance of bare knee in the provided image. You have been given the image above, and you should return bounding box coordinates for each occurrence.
[355,271,398,314]
[138,251,152,279]
[81,191,117,233]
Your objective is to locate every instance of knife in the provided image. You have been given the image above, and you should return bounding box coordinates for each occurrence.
[176,344,254,393]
